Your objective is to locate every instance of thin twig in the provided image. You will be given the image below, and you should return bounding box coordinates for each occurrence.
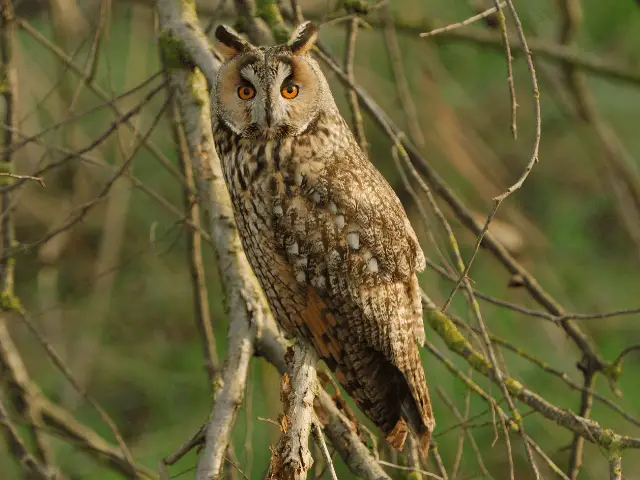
[344,18,367,153]
[11,305,137,470]
[420,2,506,38]
[0,395,52,479]
[443,0,541,311]
[377,460,444,479]
[437,387,494,480]
[450,317,640,428]
[0,172,44,186]
[16,19,187,187]
[382,6,424,147]
[312,419,338,480]
[491,0,518,140]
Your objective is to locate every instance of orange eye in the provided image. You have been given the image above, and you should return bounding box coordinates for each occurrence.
[281,84,299,99]
[237,86,256,100]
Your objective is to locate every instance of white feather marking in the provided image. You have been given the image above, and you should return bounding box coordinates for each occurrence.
[296,271,306,283]
[265,140,274,164]
[334,215,345,230]
[368,257,378,273]
[287,242,299,255]
[347,232,360,250]
[311,275,326,290]
[273,205,283,216]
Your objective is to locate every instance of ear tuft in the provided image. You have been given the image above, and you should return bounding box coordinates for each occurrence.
[287,21,318,55]
[215,25,250,60]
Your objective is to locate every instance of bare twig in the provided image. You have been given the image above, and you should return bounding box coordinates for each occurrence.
[10,304,137,469]
[443,0,541,311]
[377,460,444,479]
[311,419,338,480]
[420,2,506,38]
[16,19,187,187]
[0,80,167,195]
[0,172,44,186]
[0,395,52,479]
[344,18,367,153]
[490,0,518,140]
[449,317,640,428]
[0,0,57,473]
[437,387,494,480]
[382,6,424,147]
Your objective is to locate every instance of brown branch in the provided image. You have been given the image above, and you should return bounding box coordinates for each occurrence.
[9,303,137,471]
[0,80,167,195]
[4,92,170,263]
[39,395,156,478]
[0,315,155,478]
[0,70,164,158]
[416,25,640,86]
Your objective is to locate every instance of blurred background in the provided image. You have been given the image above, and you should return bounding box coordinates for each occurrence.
[2,0,640,478]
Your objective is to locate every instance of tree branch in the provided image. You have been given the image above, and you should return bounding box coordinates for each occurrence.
[268,345,317,480]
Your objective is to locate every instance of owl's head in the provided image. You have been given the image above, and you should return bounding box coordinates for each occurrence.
[212,22,334,140]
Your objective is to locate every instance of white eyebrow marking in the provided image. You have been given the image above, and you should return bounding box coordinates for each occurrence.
[240,65,260,86]
[239,65,266,124]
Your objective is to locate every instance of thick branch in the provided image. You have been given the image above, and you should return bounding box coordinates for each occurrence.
[268,345,317,480]
[255,326,392,480]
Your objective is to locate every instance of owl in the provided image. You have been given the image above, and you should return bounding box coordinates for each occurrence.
[211,21,435,455]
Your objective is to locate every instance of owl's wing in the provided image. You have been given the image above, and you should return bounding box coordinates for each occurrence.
[278,147,426,342]
[276,146,433,451]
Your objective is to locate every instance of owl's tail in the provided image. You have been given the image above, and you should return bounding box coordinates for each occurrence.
[337,340,435,457]
[397,364,435,456]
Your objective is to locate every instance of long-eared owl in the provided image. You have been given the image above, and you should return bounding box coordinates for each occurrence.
[211,21,435,454]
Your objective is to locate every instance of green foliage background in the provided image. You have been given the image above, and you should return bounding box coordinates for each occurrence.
[2,0,640,478]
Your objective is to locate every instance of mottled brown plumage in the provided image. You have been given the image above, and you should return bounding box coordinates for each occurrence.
[211,22,435,454]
